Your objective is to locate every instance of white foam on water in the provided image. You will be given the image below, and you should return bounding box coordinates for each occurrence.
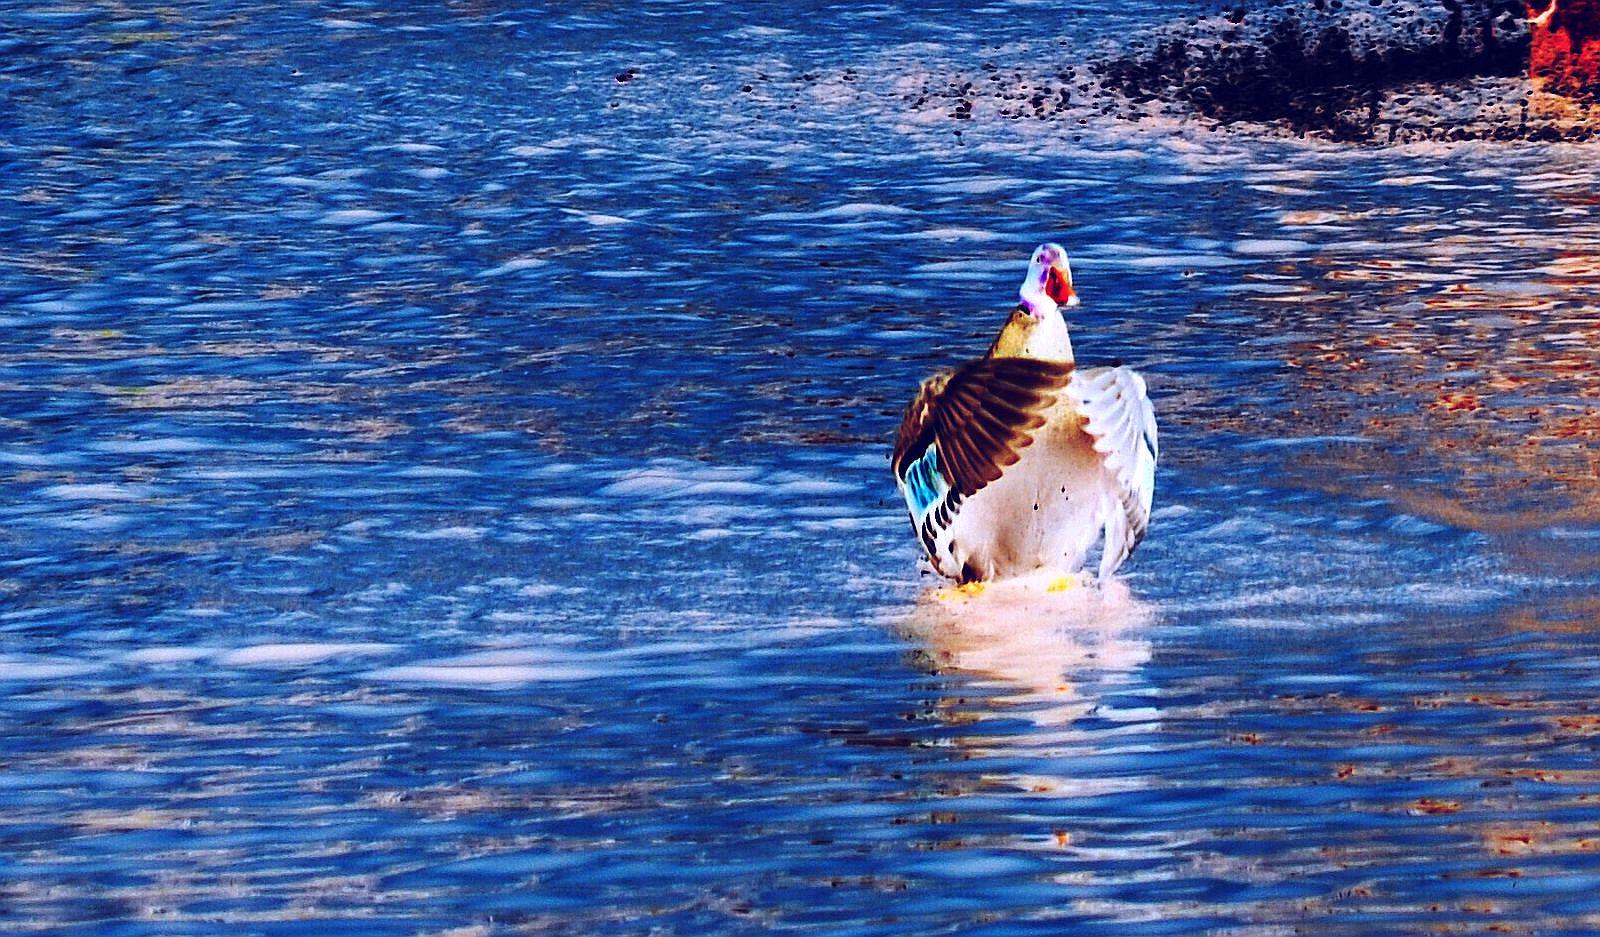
[919,177,1028,195]
[477,257,551,278]
[0,657,105,681]
[1397,581,1506,606]
[90,437,214,454]
[595,473,677,498]
[597,463,769,501]
[485,611,541,624]
[687,528,733,541]
[1376,175,1451,187]
[394,465,478,478]
[1193,516,1280,540]
[18,299,88,314]
[769,479,858,496]
[365,661,608,686]
[0,449,61,466]
[911,258,1018,276]
[40,483,153,501]
[402,526,487,541]
[509,138,583,157]
[214,643,399,667]
[43,512,134,531]
[1248,184,1319,197]
[125,647,217,664]
[317,209,396,226]
[1231,238,1314,256]
[1118,253,1246,270]
[727,25,794,38]
[1238,435,1375,449]
[559,209,633,226]
[424,648,580,667]
[264,174,347,190]
[895,226,1009,242]
[365,221,430,234]
[752,202,916,223]
[516,583,564,598]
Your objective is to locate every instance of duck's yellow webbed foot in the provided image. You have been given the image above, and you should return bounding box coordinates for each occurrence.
[937,581,988,601]
[1047,575,1077,593]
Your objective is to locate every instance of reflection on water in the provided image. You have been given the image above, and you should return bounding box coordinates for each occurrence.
[4,0,1600,934]
[1274,195,1600,534]
[899,575,1152,727]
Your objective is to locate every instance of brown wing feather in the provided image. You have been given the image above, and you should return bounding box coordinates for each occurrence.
[892,372,948,482]
[928,357,1075,498]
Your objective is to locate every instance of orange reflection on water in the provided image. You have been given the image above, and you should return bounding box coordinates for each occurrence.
[1272,251,1600,533]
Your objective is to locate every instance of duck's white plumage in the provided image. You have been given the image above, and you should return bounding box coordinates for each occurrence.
[893,244,1158,584]
[1065,365,1158,577]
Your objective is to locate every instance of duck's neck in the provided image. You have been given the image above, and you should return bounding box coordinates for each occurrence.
[988,307,1074,363]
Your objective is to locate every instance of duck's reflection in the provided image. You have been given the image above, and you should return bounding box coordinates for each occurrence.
[898,573,1154,730]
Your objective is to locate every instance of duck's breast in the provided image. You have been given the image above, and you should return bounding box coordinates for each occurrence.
[946,403,1107,580]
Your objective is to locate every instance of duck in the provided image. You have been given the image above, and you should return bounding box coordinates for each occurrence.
[892,243,1158,587]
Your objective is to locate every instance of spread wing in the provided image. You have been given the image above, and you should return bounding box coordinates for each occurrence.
[1067,365,1159,577]
[891,372,946,488]
[893,357,1076,511]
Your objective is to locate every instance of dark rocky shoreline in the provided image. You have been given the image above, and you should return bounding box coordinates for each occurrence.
[891,0,1600,143]
[1093,0,1531,137]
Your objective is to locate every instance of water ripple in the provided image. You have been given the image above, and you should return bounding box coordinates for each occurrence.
[3,1,1600,934]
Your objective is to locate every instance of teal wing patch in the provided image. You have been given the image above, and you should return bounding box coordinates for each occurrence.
[902,443,947,521]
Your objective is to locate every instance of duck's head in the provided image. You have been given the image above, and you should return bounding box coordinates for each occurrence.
[1018,242,1078,319]
[990,243,1078,361]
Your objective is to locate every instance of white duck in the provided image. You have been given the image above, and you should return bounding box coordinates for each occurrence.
[892,243,1158,587]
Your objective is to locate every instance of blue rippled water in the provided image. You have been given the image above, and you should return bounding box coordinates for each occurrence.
[4,1,1600,934]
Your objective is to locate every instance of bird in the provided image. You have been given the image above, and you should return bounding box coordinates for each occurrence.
[892,243,1158,588]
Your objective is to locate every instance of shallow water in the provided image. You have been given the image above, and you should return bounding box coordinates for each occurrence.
[4,2,1600,934]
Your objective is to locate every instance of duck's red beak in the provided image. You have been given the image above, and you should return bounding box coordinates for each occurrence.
[1044,264,1077,307]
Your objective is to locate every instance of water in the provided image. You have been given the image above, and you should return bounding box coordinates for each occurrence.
[4,2,1600,934]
